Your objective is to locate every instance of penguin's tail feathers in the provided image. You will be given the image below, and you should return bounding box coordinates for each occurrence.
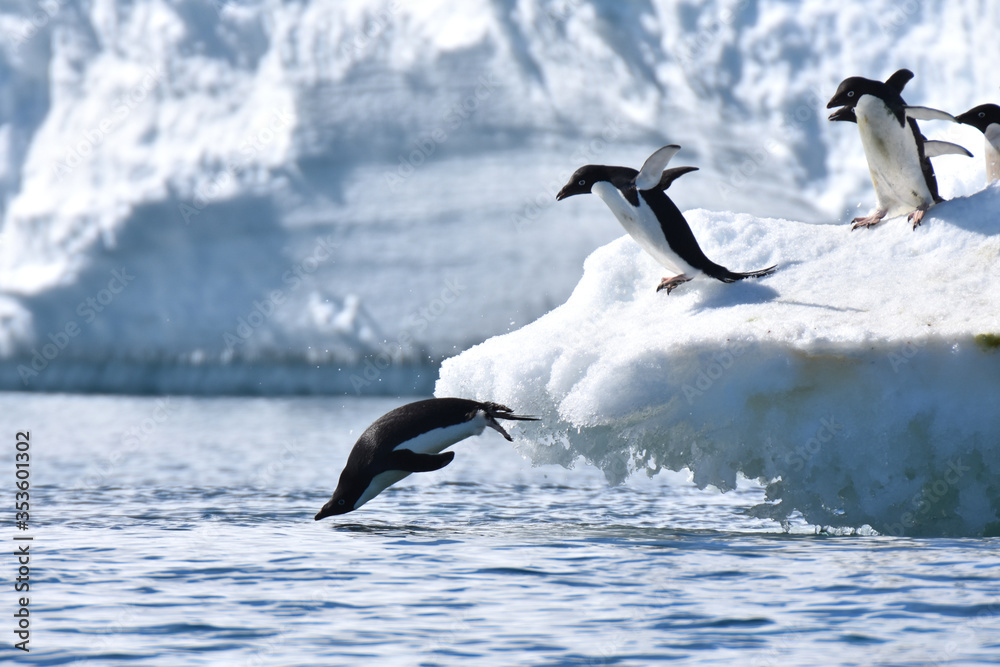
[717,264,778,283]
[482,402,541,422]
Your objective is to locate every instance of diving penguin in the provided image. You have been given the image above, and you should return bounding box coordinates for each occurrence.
[827,70,972,230]
[556,145,776,294]
[314,398,538,518]
[956,103,1000,184]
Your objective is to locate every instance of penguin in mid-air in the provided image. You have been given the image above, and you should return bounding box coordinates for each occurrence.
[556,145,776,294]
[956,103,1000,184]
[314,398,538,519]
[827,69,972,230]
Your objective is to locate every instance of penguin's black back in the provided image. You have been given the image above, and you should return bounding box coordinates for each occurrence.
[913,121,942,204]
[638,188,742,281]
[354,398,482,457]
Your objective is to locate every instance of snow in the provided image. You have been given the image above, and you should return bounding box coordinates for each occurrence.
[0,0,998,394]
[437,185,1000,537]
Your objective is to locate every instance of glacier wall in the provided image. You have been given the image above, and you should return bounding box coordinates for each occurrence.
[0,0,997,392]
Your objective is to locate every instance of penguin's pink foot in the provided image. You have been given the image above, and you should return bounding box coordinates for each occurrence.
[656,274,692,294]
[907,205,929,230]
[850,209,887,230]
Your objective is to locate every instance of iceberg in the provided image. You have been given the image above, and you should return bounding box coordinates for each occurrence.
[436,185,1000,537]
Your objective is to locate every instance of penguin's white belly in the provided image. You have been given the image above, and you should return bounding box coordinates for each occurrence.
[391,414,487,456]
[856,95,933,217]
[592,182,695,276]
[984,124,1000,183]
[355,470,411,509]
[354,413,488,509]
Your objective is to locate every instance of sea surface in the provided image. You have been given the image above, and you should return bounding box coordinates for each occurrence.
[4,392,999,666]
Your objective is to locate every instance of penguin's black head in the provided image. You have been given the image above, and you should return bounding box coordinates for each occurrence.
[827,76,891,115]
[314,482,358,520]
[956,104,1000,133]
[556,165,606,200]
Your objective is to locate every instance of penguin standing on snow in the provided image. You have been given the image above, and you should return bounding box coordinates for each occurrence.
[314,398,537,518]
[956,103,1000,184]
[827,69,971,230]
[556,145,776,294]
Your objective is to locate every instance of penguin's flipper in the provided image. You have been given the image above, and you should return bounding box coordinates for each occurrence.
[635,145,681,191]
[388,449,455,473]
[656,166,699,191]
[923,140,973,158]
[905,106,958,122]
[986,125,1000,152]
[884,69,914,93]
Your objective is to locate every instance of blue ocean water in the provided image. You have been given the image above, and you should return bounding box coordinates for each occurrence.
[5,392,999,666]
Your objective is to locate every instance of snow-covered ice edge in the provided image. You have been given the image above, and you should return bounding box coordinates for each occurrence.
[436,185,1000,537]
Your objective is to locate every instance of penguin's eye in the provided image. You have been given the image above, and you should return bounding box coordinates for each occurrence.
[980,112,986,118]
[578,179,586,186]
[847,91,855,98]
[338,499,345,505]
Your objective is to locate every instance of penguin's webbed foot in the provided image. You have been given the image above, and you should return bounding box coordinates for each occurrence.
[656,274,692,294]
[907,206,929,230]
[850,209,887,230]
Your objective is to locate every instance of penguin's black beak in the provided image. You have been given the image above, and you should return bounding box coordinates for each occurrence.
[954,109,984,129]
[556,175,590,201]
[826,86,853,111]
[485,416,513,442]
